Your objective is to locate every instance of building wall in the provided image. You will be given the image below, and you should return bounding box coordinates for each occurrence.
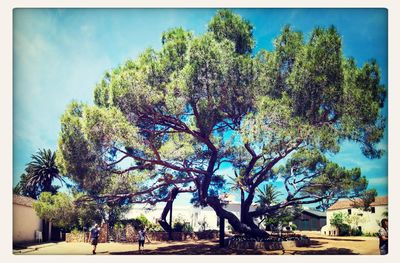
[13,203,43,243]
[293,213,326,231]
[326,205,388,234]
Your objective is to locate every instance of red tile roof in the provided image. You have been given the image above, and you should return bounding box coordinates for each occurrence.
[327,196,388,211]
[13,194,36,208]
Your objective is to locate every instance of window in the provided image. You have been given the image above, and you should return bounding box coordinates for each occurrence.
[371,207,376,213]
[348,209,352,215]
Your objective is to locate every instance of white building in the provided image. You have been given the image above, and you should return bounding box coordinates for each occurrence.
[13,194,43,243]
[323,196,388,235]
[124,195,257,231]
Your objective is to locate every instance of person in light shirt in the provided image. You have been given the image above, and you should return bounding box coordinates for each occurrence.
[378,218,388,255]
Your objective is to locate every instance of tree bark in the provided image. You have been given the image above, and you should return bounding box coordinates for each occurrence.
[157,188,180,240]
[206,196,268,238]
[219,216,225,247]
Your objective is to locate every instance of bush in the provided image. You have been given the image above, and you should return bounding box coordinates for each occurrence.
[290,223,297,231]
[350,228,363,236]
[173,221,193,233]
[330,212,351,236]
[71,228,81,235]
[338,224,351,236]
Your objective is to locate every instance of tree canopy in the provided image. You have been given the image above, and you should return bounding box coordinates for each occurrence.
[56,10,386,237]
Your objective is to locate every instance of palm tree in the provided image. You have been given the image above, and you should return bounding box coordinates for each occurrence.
[13,172,40,199]
[25,149,65,196]
[256,184,282,207]
[256,184,282,228]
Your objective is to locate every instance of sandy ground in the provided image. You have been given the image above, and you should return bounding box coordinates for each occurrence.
[13,231,380,255]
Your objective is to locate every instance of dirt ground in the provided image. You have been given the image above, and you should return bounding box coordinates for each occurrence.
[13,231,380,255]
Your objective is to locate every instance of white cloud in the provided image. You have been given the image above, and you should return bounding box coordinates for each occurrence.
[368,177,388,186]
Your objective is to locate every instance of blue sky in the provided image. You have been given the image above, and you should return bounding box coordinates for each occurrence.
[13,8,388,205]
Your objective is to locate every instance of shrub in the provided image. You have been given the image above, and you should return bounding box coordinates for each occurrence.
[71,228,81,235]
[350,228,363,236]
[330,212,351,236]
[363,232,379,237]
[290,223,297,231]
[338,224,351,236]
[173,220,193,233]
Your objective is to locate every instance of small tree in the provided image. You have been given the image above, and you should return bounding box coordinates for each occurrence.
[351,189,378,211]
[173,216,193,233]
[330,212,351,236]
[34,191,104,231]
[33,192,78,231]
[262,206,302,231]
[198,216,208,231]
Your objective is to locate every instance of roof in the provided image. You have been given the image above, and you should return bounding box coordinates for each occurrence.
[302,209,326,218]
[13,194,36,208]
[327,196,388,211]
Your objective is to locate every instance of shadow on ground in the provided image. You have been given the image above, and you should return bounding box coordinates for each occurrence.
[313,237,366,242]
[110,238,359,255]
[109,241,280,255]
[288,248,358,255]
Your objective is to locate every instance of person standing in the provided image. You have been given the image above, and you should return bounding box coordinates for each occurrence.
[138,228,146,254]
[378,218,388,255]
[89,223,101,255]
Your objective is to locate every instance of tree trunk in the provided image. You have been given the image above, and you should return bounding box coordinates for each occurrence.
[169,202,173,240]
[206,196,268,238]
[240,189,245,222]
[219,216,225,247]
[157,188,179,240]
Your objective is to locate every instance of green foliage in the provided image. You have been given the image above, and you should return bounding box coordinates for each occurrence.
[56,9,386,235]
[33,190,106,231]
[33,192,77,230]
[121,214,162,231]
[13,173,40,199]
[198,216,208,231]
[330,212,351,236]
[15,149,64,199]
[363,232,379,237]
[135,214,151,228]
[352,189,378,211]
[275,148,373,211]
[289,223,297,231]
[350,228,363,236]
[208,9,255,54]
[262,206,301,230]
[256,184,282,207]
[173,217,194,233]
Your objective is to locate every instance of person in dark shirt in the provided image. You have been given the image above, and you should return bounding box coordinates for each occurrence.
[378,218,388,255]
[89,223,101,255]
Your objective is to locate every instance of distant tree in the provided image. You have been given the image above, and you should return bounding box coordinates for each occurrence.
[261,206,302,231]
[56,10,386,237]
[198,216,209,231]
[13,173,40,199]
[351,188,378,211]
[33,192,77,231]
[33,191,104,231]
